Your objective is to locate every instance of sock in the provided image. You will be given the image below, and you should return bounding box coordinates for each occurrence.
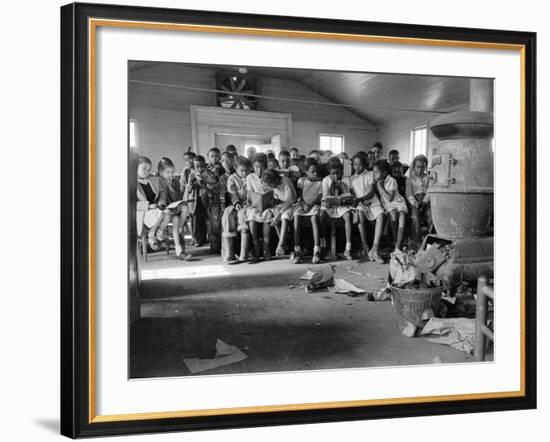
[313,246,321,253]
[294,245,302,253]
[345,242,352,251]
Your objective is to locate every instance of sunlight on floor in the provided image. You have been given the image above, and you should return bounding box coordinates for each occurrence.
[141,264,231,281]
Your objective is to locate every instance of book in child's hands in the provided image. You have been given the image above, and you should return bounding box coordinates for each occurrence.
[323,193,356,206]
[166,199,193,210]
[249,190,274,212]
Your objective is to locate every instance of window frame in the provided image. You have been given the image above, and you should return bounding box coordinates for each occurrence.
[318,133,345,154]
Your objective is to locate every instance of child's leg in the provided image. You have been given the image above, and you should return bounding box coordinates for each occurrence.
[311,215,321,264]
[221,206,237,263]
[396,211,406,250]
[249,221,260,261]
[410,205,421,243]
[171,215,184,255]
[369,214,385,262]
[357,211,369,254]
[263,222,272,260]
[291,216,302,263]
[156,212,171,240]
[276,218,288,256]
[343,212,353,260]
[389,209,398,243]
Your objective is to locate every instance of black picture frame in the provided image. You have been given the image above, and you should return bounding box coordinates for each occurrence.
[61,2,537,438]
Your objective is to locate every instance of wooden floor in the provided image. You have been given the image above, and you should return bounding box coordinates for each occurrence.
[130,245,474,378]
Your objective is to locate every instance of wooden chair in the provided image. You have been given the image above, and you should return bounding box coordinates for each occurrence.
[137,225,172,262]
[474,276,494,362]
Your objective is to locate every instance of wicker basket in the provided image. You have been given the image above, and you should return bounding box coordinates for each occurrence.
[390,286,443,328]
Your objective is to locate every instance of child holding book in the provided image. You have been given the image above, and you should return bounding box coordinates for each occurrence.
[373,159,408,251]
[245,153,274,261]
[350,155,385,262]
[291,158,323,264]
[136,156,164,251]
[221,156,251,263]
[262,169,297,259]
[320,159,354,260]
[156,157,192,260]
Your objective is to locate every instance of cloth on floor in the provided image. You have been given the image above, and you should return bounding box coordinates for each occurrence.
[332,278,366,295]
[420,317,476,354]
[182,338,248,374]
[301,266,335,292]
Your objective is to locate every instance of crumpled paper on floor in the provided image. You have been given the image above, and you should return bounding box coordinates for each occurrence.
[420,317,476,354]
[301,266,335,293]
[182,339,248,374]
[333,278,366,295]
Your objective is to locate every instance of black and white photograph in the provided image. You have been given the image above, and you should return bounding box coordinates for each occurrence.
[129,61,495,379]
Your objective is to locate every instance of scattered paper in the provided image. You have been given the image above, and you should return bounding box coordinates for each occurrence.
[333,278,366,295]
[421,317,476,354]
[182,339,248,374]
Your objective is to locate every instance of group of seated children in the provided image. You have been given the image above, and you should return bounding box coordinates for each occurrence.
[136,143,431,263]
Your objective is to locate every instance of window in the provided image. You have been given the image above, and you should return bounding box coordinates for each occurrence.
[410,126,428,160]
[319,134,344,154]
[129,120,138,149]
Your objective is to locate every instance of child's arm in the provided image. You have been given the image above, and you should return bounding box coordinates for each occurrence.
[157,180,169,210]
[376,179,395,202]
[405,178,419,207]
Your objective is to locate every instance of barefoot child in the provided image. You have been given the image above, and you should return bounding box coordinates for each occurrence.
[262,169,297,259]
[221,156,251,263]
[373,159,408,251]
[406,154,430,244]
[350,155,385,262]
[245,153,274,261]
[156,157,192,260]
[320,159,354,260]
[291,158,323,264]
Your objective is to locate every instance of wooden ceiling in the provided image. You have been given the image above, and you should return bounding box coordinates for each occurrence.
[129,61,472,126]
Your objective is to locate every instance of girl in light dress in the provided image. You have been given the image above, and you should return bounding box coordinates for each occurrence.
[406,154,431,244]
[373,159,408,251]
[221,156,251,263]
[290,158,323,264]
[136,156,164,250]
[262,168,297,260]
[350,155,385,263]
[320,159,354,260]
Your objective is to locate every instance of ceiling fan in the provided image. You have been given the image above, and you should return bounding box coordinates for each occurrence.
[216,71,257,110]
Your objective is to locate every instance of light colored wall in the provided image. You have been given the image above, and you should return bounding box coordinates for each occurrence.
[377,103,469,164]
[129,64,377,168]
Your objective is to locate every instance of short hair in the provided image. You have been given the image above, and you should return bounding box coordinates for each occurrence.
[373,159,390,173]
[236,156,251,168]
[207,147,221,155]
[388,149,399,158]
[323,150,333,157]
[412,154,428,168]
[309,149,319,156]
[290,158,302,167]
[391,161,403,170]
[268,157,280,168]
[225,144,237,153]
[352,154,367,168]
[278,149,290,158]
[356,151,369,160]
[266,152,276,160]
[183,151,196,160]
[305,157,319,169]
[253,152,268,167]
[338,152,349,160]
[262,169,282,188]
[157,157,175,173]
[194,155,206,164]
[290,147,299,153]
[221,151,235,160]
[366,150,375,157]
[139,156,152,166]
[327,157,343,172]
[372,142,383,149]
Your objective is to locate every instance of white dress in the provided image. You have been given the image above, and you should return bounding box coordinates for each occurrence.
[379,175,408,214]
[245,173,274,223]
[271,176,297,221]
[293,177,322,218]
[350,171,385,221]
[320,175,353,218]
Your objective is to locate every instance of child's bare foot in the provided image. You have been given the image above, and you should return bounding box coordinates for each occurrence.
[275,245,285,257]
[175,245,192,261]
[369,249,384,263]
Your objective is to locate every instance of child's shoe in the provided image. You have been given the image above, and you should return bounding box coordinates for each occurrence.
[275,245,286,257]
[147,233,160,251]
[311,250,321,264]
[292,251,302,264]
[344,249,353,261]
